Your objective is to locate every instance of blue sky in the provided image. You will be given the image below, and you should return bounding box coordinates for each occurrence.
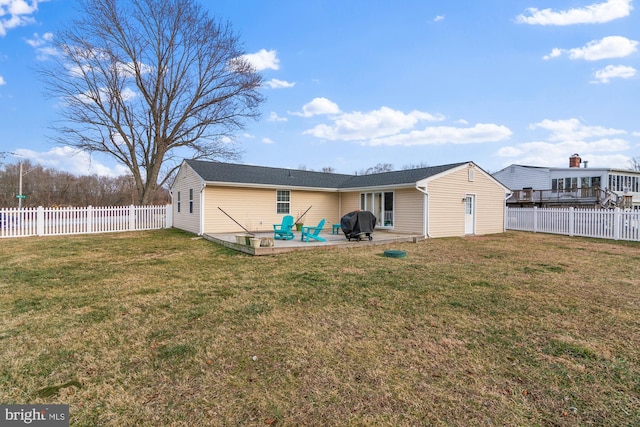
[1,0,639,177]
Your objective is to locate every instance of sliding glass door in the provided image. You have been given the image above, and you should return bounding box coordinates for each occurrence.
[360,191,394,228]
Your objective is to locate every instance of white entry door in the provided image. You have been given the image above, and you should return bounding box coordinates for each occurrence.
[464,195,475,235]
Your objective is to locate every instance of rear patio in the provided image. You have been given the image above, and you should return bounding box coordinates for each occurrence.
[203,229,423,255]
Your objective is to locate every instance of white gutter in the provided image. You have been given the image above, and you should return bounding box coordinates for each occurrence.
[415,185,430,238]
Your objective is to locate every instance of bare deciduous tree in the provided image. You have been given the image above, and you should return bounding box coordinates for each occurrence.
[629,157,640,171]
[402,162,430,170]
[0,161,170,207]
[40,0,264,204]
[357,163,394,175]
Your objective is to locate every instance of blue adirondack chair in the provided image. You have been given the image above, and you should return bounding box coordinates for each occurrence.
[300,219,326,242]
[273,215,295,240]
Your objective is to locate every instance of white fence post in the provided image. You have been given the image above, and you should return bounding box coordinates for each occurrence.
[87,205,93,234]
[614,208,620,240]
[129,205,136,230]
[533,206,538,233]
[36,206,45,236]
[165,204,173,228]
[568,207,574,237]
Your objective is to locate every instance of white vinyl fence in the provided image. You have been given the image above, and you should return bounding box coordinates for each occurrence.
[0,205,172,238]
[506,207,640,242]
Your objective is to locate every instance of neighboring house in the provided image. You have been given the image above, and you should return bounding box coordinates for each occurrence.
[493,154,640,210]
[170,159,510,238]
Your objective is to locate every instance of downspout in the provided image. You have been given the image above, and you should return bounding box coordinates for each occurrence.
[415,185,430,238]
[200,182,206,235]
[168,188,174,229]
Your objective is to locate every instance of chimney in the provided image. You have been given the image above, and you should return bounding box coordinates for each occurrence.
[569,153,581,168]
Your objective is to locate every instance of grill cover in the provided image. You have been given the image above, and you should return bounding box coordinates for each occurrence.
[340,210,376,237]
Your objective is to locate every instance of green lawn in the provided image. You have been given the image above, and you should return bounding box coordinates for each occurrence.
[1,229,639,426]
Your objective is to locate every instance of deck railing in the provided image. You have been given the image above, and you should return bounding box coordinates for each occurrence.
[507,186,621,207]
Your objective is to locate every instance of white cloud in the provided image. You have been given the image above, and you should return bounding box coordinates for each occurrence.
[434,15,445,22]
[291,97,341,117]
[516,0,632,25]
[364,123,512,147]
[304,106,446,141]
[262,138,274,144]
[240,48,279,71]
[13,146,129,177]
[264,78,295,89]
[74,85,138,105]
[543,48,563,60]
[24,31,52,47]
[0,75,5,85]
[268,112,287,122]
[497,117,632,168]
[591,64,636,83]
[498,141,631,168]
[0,0,48,36]
[544,36,638,61]
[530,118,627,141]
[299,103,510,147]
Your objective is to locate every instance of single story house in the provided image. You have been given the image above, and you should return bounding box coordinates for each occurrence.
[170,159,510,238]
[493,154,640,209]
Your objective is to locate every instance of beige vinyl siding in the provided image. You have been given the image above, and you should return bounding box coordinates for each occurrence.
[203,186,339,233]
[474,172,507,235]
[427,165,505,238]
[172,163,203,234]
[393,188,425,234]
[338,188,424,234]
[339,192,360,216]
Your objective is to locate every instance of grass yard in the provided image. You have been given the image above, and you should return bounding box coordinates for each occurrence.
[1,229,639,426]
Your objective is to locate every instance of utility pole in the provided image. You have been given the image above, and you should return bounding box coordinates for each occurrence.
[16,161,30,209]
[19,162,23,210]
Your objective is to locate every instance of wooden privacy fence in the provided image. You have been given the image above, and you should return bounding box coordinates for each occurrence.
[0,205,172,238]
[506,207,640,242]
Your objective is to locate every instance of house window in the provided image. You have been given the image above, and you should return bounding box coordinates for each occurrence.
[276,190,290,214]
[177,191,181,213]
[581,177,601,197]
[608,174,637,192]
[189,189,193,214]
[581,177,589,188]
[468,167,475,182]
[556,178,564,192]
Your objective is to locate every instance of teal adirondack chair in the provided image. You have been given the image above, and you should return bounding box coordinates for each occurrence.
[273,215,295,240]
[300,219,326,242]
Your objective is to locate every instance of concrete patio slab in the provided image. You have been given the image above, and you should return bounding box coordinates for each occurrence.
[203,229,423,256]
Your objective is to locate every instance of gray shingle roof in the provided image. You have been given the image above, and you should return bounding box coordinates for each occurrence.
[185,159,469,190]
[337,162,468,188]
